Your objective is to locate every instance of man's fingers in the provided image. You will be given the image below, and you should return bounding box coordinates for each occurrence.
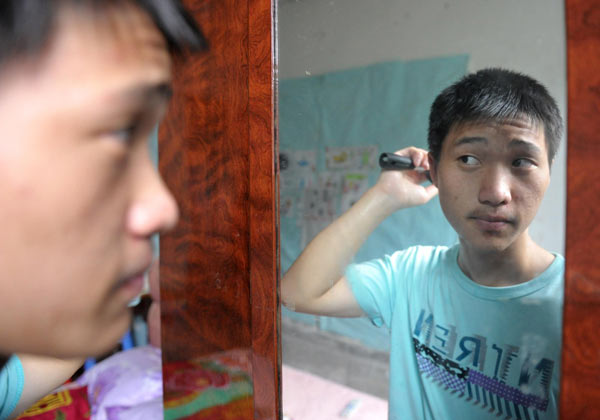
[394,147,429,168]
[423,184,439,201]
[413,151,429,169]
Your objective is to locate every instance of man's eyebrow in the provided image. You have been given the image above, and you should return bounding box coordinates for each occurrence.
[508,138,543,155]
[116,82,173,103]
[454,136,488,147]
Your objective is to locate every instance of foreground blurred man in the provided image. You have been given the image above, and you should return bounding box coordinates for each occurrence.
[0,1,204,417]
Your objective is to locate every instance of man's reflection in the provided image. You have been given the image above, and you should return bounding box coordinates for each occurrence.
[282,68,563,419]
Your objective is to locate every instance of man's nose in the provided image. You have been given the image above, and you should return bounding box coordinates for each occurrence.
[478,166,512,207]
[127,168,179,238]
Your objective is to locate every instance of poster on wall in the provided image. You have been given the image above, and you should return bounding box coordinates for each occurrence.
[340,172,370,213]
[279,149,317,191]
[325,145,378,171]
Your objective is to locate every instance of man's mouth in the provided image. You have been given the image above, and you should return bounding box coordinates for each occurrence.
[114,260,152,300]
[468,213,514,231]
[118,273,146,301]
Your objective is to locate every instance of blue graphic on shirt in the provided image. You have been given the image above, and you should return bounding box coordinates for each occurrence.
[413,309,555,419]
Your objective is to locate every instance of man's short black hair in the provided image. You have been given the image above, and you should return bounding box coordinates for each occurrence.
[428,68,563,164]
[0,0,206,72]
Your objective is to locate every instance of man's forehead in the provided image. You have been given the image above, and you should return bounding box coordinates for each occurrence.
[0,2,173,129]
[447,118,544,140]
[439,118,548,158]
[36,2,171,89]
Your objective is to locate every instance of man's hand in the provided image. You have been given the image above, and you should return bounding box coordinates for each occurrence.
[375,147,438,210]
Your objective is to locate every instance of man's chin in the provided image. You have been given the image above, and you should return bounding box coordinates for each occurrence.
[53,311,133,359]
[91,316,133,356]
[459,233,518,254]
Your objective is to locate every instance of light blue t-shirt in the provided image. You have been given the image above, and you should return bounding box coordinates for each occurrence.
[0,355,24,420]
[346,245,564,420]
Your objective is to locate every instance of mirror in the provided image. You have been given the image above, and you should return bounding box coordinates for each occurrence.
[278,1,566,418]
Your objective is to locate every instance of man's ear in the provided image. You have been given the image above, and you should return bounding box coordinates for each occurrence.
[428,153,439,187]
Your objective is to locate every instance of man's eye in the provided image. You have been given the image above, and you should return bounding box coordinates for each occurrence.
[513,158,535,168]
[111,126,136,144]
[458,155,480,166]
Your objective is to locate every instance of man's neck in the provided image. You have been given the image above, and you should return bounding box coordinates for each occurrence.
[457,233,555,287]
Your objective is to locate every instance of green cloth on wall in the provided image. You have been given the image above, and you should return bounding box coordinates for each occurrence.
[280,55,469,351]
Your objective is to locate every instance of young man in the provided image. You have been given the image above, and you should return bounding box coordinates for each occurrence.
[282,68,564,419]
[0,1,204,418]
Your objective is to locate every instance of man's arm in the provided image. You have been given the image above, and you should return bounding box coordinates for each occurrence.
[8,355,83,419]
[281,147,438,317]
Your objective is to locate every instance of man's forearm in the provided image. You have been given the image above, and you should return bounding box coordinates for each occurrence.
[281,185,398,310]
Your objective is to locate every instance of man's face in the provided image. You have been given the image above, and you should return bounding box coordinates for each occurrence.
[429,119,551,253]
[0,4,178,357]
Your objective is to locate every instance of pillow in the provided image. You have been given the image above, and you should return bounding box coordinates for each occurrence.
[15,386,90,419]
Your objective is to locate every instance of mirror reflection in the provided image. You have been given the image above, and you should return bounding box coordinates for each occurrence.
[278,1,566,419]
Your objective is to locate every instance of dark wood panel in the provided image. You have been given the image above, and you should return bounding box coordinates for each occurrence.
[158,0,277,418]
[561,0,600,417]
[159,0,252,360]
[248,0,280,419]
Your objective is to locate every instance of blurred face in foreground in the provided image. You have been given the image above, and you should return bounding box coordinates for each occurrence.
[0,3,178,357]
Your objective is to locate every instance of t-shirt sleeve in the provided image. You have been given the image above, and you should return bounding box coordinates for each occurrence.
[345,247,419,328]
[0,355,24,420]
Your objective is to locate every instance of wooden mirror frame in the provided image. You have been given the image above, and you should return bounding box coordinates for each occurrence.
[158,0,279,417]
[560,0,600,417]
[158,0,599,418]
